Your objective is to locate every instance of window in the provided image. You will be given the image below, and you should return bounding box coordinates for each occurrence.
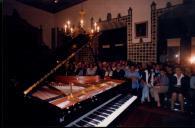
[135,21,148,38]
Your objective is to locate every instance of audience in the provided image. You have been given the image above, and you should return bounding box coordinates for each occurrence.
[63,60,194,112]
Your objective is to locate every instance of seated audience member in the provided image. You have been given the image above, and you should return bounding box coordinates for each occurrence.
[148,64,161,88]
[150,69,169,107]
[75,62,86,76]
[139,63,151,103]
[169,67,190,112]
[104,65,113,78]
[125,65,141,95]
[64,62,75,75]
[86,64,96,76]
[190,66,195,113]
[112,63,125,80]
[96,62,106,79]
[166,66,175,95]
[111,62,117,71]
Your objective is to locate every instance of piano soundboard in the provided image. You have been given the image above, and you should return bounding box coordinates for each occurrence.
[32,77,125,109]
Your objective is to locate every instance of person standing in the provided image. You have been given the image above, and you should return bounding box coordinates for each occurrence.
[125,65,141,95]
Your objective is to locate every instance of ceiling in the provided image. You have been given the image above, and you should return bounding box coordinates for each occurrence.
[17,0,86,13]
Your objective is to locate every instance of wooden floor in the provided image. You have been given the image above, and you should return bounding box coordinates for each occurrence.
[117,102,195,127]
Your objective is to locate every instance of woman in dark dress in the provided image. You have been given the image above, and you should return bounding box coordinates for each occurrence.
[169,67,190,112]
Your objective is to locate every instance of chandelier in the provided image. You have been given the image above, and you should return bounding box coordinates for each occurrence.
[63,6,100,38]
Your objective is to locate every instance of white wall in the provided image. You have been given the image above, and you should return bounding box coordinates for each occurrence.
[3,0,54,48]
[55,0,183,43]
[4,0,183,47]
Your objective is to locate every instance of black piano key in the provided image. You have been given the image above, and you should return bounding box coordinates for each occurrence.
[89,114,104,121]
[76,120,89,126]
[82,121,95,127]
[88,114,98,119]
[102,108,114,113]
[94,112,109,117]
[106,106,117,110]
[108,105,119,109]
[71,124,78,127]
[96,116,104,122]
[115,102,123,105]
[90,116,104,122]
[84,124,94,127]
[113,104,121,107]
[120,97,128,101]
[120,98,129,102]
[102,106,114,111]
[98,109,112,114]
[118,100,127,103]
[116,101,125,105]
[106,108,115,111]
[119,98,128,102]
[97,108,107,113]
[83,117,99,125]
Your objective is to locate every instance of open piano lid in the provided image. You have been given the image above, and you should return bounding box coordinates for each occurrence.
[23,31,125,110]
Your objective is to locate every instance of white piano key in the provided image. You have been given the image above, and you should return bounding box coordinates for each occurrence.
[97,96,137,127]
[66,94,137,127]
[66,94,121,127]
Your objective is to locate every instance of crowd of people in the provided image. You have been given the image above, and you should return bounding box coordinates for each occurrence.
[62,60,195,113]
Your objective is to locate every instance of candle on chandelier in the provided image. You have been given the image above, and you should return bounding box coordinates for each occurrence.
[67,20,71,28]
[64,24,67,32]
[97,26,100,32]
[94,22,97,31]
[91,29,94,34]
[70,27,74,33]
[80,19,84,28]
[190,56,195,64]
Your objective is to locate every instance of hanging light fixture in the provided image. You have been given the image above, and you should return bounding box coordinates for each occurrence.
[63,3,100,38]
[53,0,59,4]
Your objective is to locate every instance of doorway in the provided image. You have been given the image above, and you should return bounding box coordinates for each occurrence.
[167,38,181,64]
[98,27,127,61]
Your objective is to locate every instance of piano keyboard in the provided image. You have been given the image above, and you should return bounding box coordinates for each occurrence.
[66,94,137,127]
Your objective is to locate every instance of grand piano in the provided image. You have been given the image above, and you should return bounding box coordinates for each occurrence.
[25,75,137,127]
[20,31,137,128]
[5,12,137,127]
